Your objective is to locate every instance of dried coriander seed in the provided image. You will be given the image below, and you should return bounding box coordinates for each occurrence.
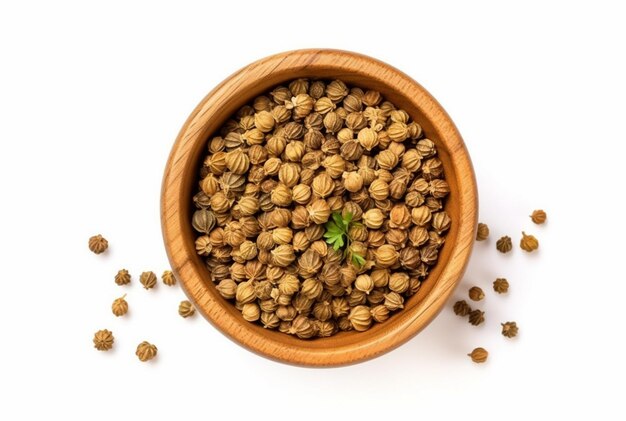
[374,244,399,268]
[139,271,157,290]
[468,286,485,302]
[384,291,404,311]
[476,223,489,241]
[216,279,237,299]
[453,300,471,316]
[468,309,485,326]
[496,236,513,253]
[468,347,488,363]
[388,273,409,294]
[192,209,216,234]
[370,305,390,323]
[162,270,177,286]
[289,315,316,339]
[114,269,131,286]
[135,341,157,362]
[348,305,372,332]
[493,278,509,294]
[501,321,518,338]
[530,209,547,224]
[111,294,128,317]
[354,275,374,295]
[242,303,261,321]
[520,232,539,252]
[261,311,280,329]
[88,234,108,254]
[93,329,114,351]
[178,300,195,318]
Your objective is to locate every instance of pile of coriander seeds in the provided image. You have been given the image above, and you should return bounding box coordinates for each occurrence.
[191,78,452,339]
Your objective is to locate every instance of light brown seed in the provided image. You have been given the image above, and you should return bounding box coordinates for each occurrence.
[468,347,488,363]
[178,300,196,318]
[93,329,114,351]
[88,234,108,254]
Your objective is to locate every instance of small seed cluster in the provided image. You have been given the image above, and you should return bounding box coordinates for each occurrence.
[89,235,194,361]
[191,78,451,338]
[459,210,546,363]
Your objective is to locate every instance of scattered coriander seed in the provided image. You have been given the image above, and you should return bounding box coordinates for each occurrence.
[111,294,128,317]
[114,269,131,286]
[162,270,177,286]
[468,347,488,363]
[520,232,539,252]
[453,300,471,316]
[88,234,108,254]
[135,341,157,362]
[496,236,512,253]
[476,223,489,241]
[178,300,195,318]
[501,321,518,338]
[468,286,485,302]
[468,309,485,326]
[93,329,114,351]
[139,271,157,290]
[530,209,547,224]
[493,278,509,294]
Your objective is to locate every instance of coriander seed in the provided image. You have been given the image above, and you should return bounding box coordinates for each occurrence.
[135,341,157,362]
[520,232,539,252]
[139,271,157,290]
[93,329,114,351]
[348,305,372,332]
[530,209,547,224]
[453,300,471,316]
[476,223,489,241]
[501,321,518,338]
[468,309,485,326]
[468,347,488,363]
[111,294,128,317]
[496,236,513,253]
[88,234,108,254]
[468,286,485,302]
[493,278,509,294]
[114,269,131,286]
[162,270,177,286]
[178,300,195,318]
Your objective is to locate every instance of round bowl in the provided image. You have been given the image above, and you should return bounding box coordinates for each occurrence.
[161,49,477,367]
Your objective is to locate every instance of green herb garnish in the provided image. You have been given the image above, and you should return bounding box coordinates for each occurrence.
[323,212,366,267]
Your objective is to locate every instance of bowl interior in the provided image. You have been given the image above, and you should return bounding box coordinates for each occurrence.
[163,50,476,366]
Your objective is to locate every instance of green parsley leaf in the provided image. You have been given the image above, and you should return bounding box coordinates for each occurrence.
[324,212,362,257]
[332,235,344,250]
[351,253,366,267]
[332,212,344,229]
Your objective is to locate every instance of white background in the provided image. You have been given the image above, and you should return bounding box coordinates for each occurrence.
[1,1,624,419]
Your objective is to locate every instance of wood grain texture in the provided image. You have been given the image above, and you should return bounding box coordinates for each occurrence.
[161,49,478,367]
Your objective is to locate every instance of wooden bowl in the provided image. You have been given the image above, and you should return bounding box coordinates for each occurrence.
[161,49,477,367]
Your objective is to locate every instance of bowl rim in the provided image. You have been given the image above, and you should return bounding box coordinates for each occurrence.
[161,48,477,367]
